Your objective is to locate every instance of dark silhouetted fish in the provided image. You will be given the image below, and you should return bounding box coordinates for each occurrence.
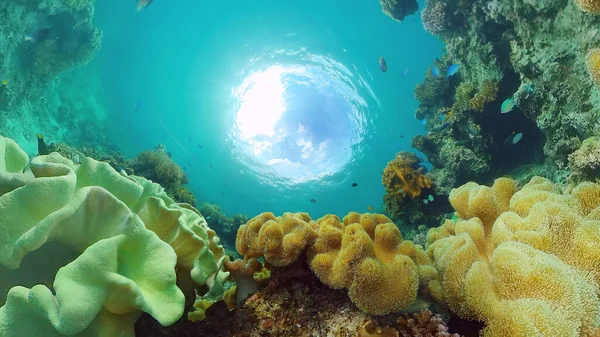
[351,183,358,187]
[198,144,202,148]
[37,134,49,155]
[210,164,213,168]
[310,198,316,203]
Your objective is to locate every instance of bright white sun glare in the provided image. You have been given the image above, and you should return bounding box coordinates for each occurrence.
[236,66,287,141]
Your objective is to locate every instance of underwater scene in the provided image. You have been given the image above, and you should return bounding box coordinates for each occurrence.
[2,0,600,335]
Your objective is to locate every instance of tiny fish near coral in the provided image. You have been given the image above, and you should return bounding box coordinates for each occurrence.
[500,97,515,113]
[446,64,459,78]
[24,28,50,43]
[431,63,440,78]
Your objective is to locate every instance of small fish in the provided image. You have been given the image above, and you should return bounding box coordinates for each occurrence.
[162,136,165,141]
[421,119,426,126]
[423,199,429,205]
[451,214,458,222]
[221,189,224,197]
[37,133,49,155]
[1,80,7,86]
[427,194,434,202]
[133,100,142,113]
[193,155,197,159]
[417,225,427,232]
[524,84,534,93]
[379,56,388,72]
[446,64,459,78]
[401,68,408,77]
[512,132,523,144]
[367,206,373,211]
[501,97,515,113]
[210,164,213,168]
[206,216,212,220]
[198,144,202,148]
[440,122,450,130]
[136,0,153,11]
[439,113,445,121]
[399,135,405,139]
[351,183,358,187]
[432,64,440,78]
[25,28,50,43]
[310,198,317,203]
[188,137,192,143]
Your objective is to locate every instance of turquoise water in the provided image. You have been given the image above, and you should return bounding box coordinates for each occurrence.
[94,0,442,218]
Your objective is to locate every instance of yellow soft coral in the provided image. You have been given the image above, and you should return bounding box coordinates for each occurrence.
[426,177,600,336]
[308,212,433,315]
[236,212,318,267]
[382,152,432,200]
[587,48,600,86]
[576,0,600,14]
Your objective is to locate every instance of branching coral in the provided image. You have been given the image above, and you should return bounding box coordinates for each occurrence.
[382,152,432,200]
[132,144,196,206]
[421,0,448,35]
[426,176,600,336]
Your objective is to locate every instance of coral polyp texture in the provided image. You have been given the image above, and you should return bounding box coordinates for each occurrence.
[425,176,600,336]
[234,211,438,316]
[236,212,319,267]
[576,0,600,14]
[307,212,437,315]
[382,151,432,200]
[587,48,600,86]
[0,136,225,337]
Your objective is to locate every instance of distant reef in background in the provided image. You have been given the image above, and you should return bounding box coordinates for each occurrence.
[0,0,108,154]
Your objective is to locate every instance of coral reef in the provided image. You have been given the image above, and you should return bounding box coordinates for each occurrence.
[0,135,225,336]
[382,151,451,230]
[198,202,249,247]
[408,0,600,192]
[234,211,439,316]
[135,259,462,336]
[421,0,448,36]
[132,144,197,206]
[379,0,419,22]
[568,136,600,182]
[425,176,600,336]
[0,0,106,152]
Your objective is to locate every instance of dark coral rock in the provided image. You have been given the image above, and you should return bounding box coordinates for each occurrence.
[380,0,419,21]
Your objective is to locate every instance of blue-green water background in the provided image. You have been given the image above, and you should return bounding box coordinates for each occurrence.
[94,0,442,218]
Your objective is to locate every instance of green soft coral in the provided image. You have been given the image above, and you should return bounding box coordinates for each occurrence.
[0,136,225,337]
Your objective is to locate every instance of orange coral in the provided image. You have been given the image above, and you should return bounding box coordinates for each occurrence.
[382,152,432,200]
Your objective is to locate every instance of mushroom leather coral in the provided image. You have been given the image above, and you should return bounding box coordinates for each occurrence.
[426,176,600,336]
[236,212,318,267]
[0,135,225,337]
[308,212,436,315]
[382,152,432,200]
